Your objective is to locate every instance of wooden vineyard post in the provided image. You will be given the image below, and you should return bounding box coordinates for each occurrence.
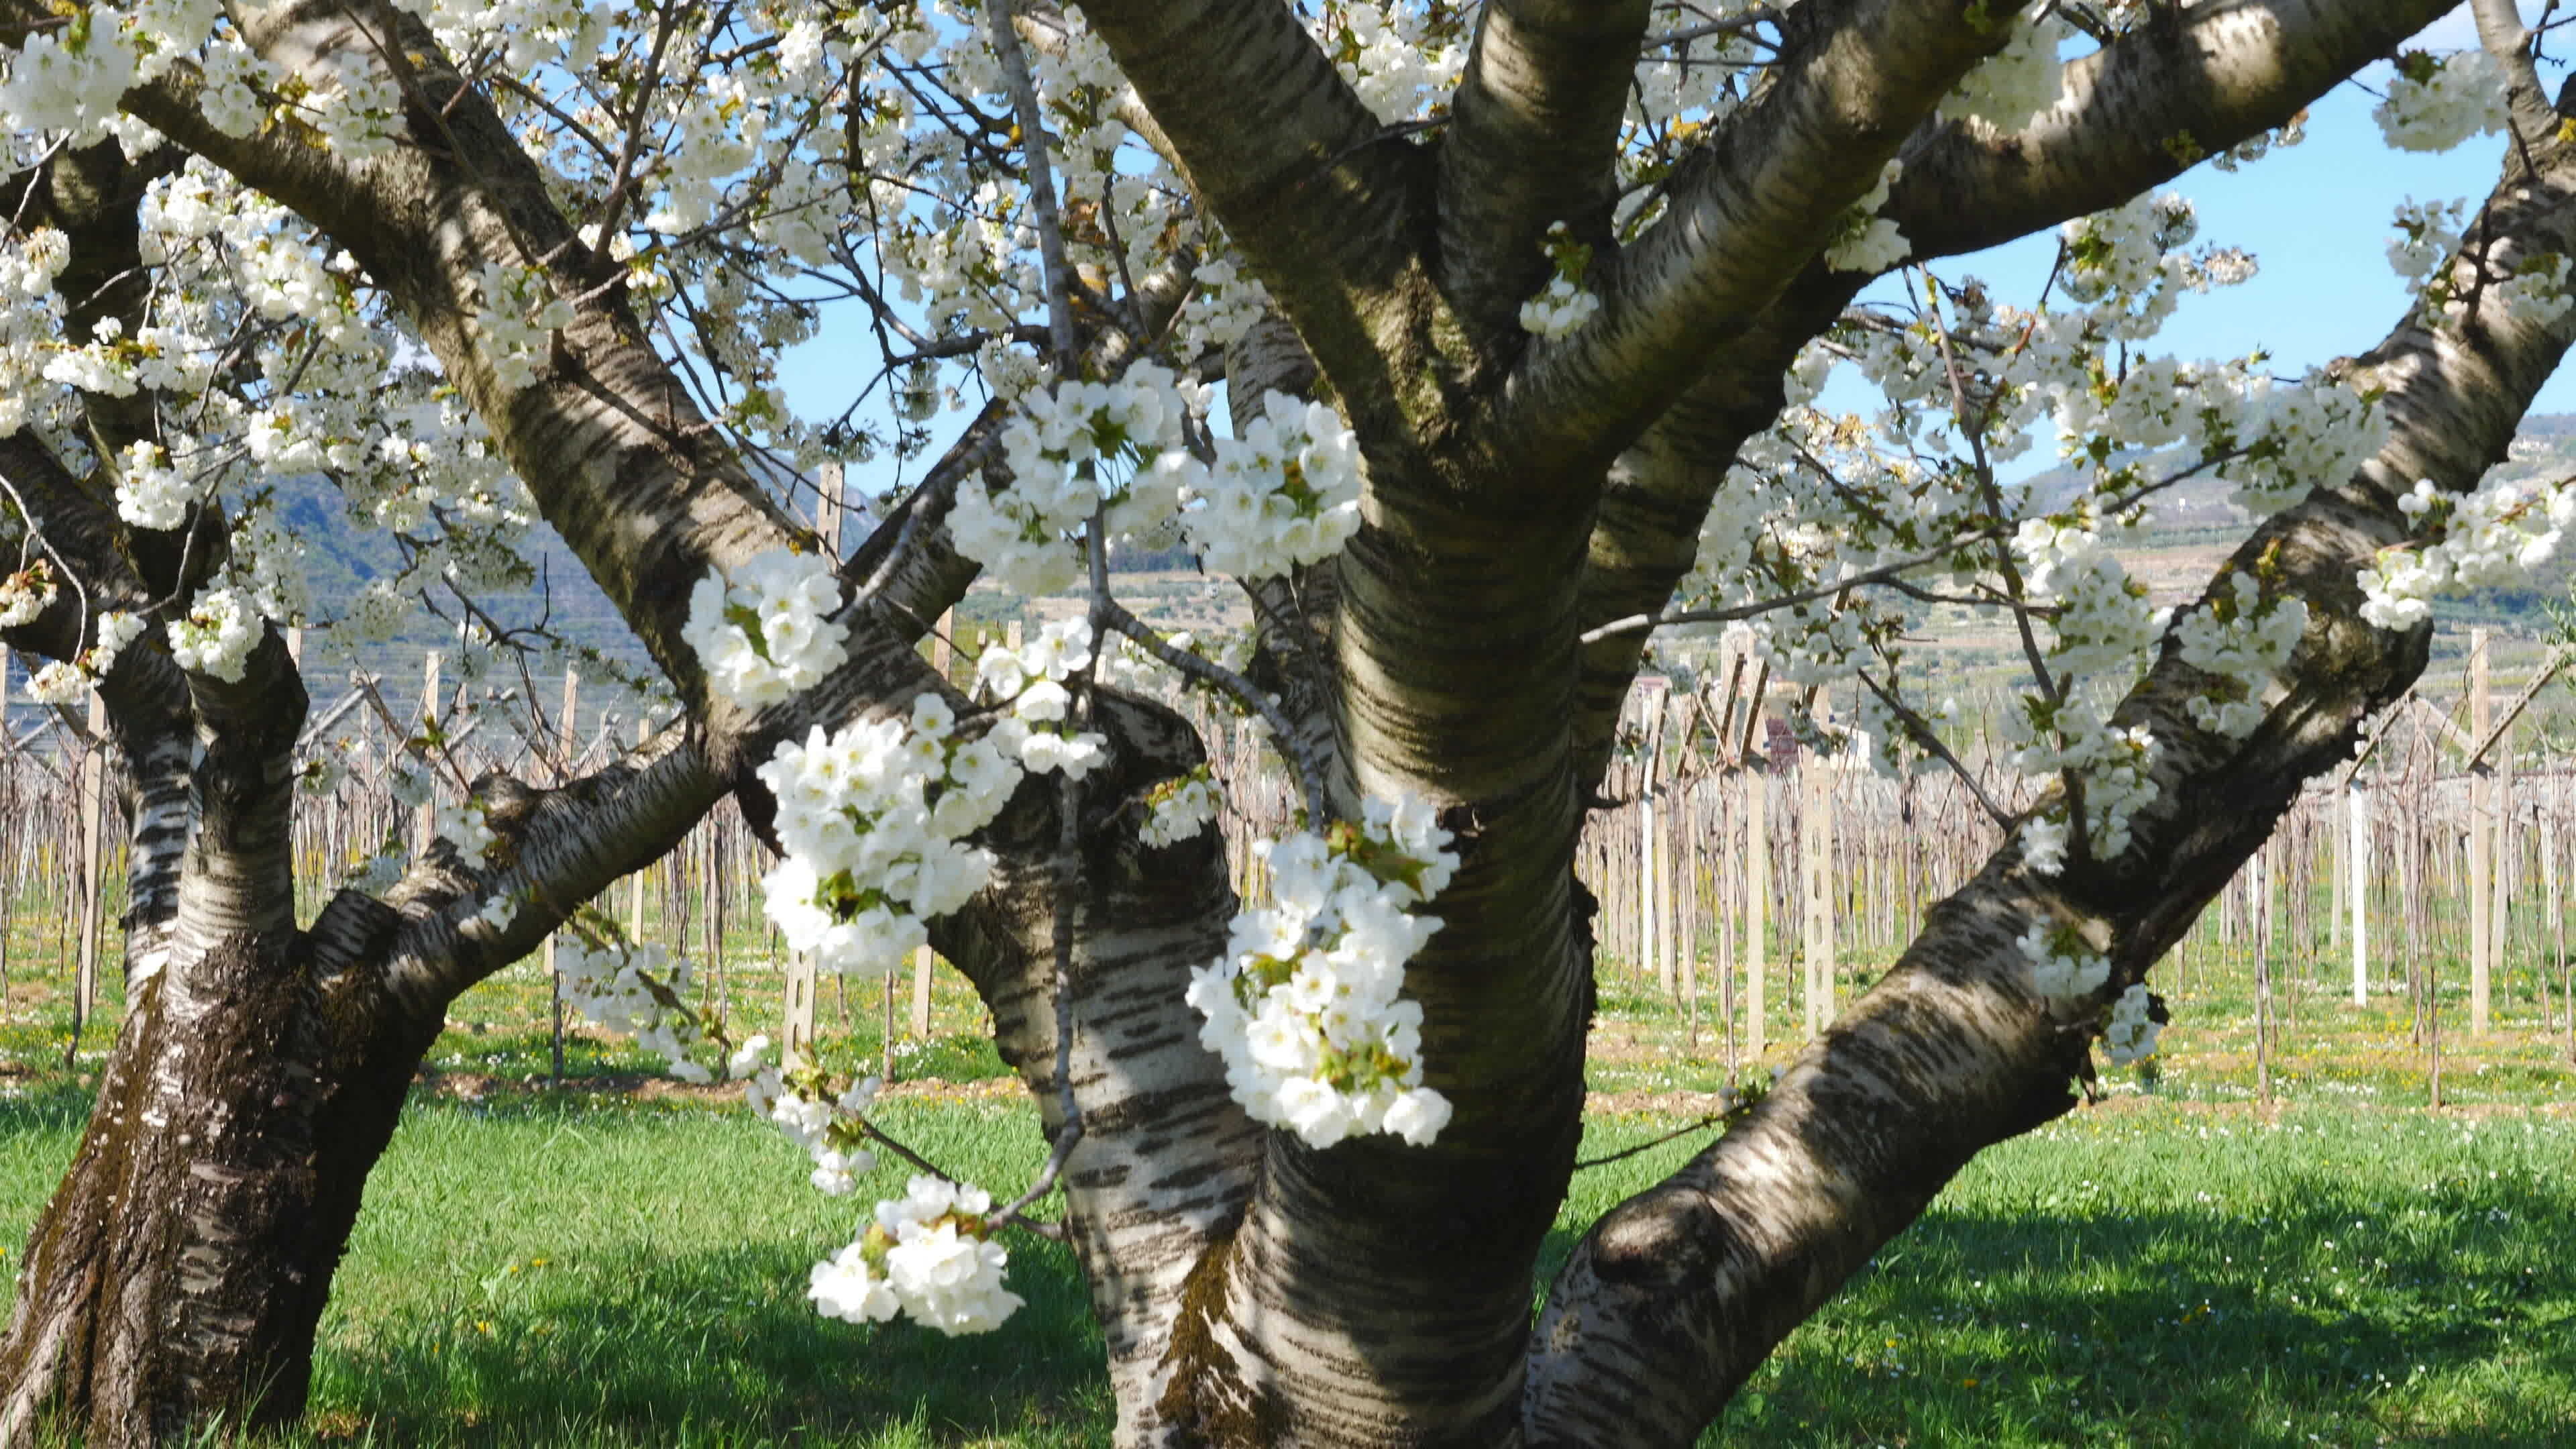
[1681,779,1701,1053]
[882,970,898,1081]
[2331,781,2347,953]
[1719,769,1739,1074]
[2470,629,2492,1036]
[910,948,936,1038]
[2254,843,2273,1107]
[1639,680,1670,996]
[1746,761,1768,1063]
[783,951,818,1071]
[2350,783,2370,1006]
[910,604,953,1041]
[627,716,649,941]
[2496,716,2514,1030]
[816,461,847,561]
[917,603,948,1031]
[1639,789,1658,992]
[411,651,441,857]
[547,667,578,1084]
[1800,756,1833,1036]
[71,690,107,1054]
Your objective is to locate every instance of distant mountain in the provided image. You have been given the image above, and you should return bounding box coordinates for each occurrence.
[5,472,882,738]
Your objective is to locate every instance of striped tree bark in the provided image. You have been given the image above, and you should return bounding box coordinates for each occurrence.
[3,0,2561,1444]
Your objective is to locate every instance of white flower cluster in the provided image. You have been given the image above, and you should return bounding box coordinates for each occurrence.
[2222,373,2390,517]
[2466,251,2576,333]
[973,617,1111,779]
[1519,221,1601,341]
[1140,771,1220,848]
[2012,516,2165,678]
[2004,694,2159,870]
[2102,983,2163,1066]
[557,937,710,1079]
[295,42,406,162]
[1313,1,1468,123]
[2017,922,2109,999]
[26,661,86,705]
[93,609,145,664]
[739,1047,882,1196]
[0,3,166,144]
[2387,198,2467,288]
[2360,475,2576,629]
[166,586,262,682]
[1518,276,1599,341]
[470,262,578,391]
[2058,193,2216,338]
[2373,50,2508,154]
[2018,814,2070,876]
[115,439,198,530]
[1823,160,1909,274]
[433,798,501,867]
[1939,11,2070,131]
[682,549,849,708]
[951,366,1206,596]
[0,560,56,628]
[809,1175,1023,1336]
[45,608,153,698]
[1175,257,1269,358]
[1185,392,1365,580]
[2173,570,2309,739]
[757,691,1020,979]
[1185,793,1459,1150]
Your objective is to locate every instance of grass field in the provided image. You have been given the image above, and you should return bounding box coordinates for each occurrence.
[0,885,2569,1444]
[0,1081,2566,1445]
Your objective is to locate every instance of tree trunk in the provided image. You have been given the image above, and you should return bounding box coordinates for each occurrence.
[0,910,436,1445]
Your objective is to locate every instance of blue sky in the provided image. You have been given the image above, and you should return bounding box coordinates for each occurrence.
[776,3,2566,497]
[1874,8,2565,411]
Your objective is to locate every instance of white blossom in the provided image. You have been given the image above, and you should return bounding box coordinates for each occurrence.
[1823,161,1909,274]
[1939,11,2070,131]
[2373,50,2508,153]
[682,549,850,708]
[166,587,262,682]
[2102,983,2163,1066]
[1187,792,1459,1149]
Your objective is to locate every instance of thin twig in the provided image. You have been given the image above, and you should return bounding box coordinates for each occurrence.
[1099,599,1330,822]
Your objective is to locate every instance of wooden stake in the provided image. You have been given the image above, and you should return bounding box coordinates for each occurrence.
[626,716,651,940]
[1747,763,1768,1063]
[2350,783,2370,1006]
[71,691,107,1050]
[1801,759,1833,1036]
[549,666,578,1085]
[2470,629,2492,1036]
[411,651,441,857]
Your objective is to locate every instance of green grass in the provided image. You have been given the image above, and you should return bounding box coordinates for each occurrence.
[1584,945,2576,1111]
[0,1089,2567,1445]
[0,875,2567,1444]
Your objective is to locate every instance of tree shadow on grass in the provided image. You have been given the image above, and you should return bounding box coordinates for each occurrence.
[1603,1169,2576,1448]
[308,1236,1109,1447]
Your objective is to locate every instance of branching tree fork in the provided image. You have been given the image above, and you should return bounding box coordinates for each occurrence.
[0,0,2567,1444]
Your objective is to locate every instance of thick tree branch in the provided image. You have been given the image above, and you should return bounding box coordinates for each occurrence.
[1434,1,1650,347]
[1523,94,2576,1448]
[1569,0,2461,790]
[1479,0,2003,476]
[1077,0,1440,445]
[1890,0,2459,259]
[0,429,197,983]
